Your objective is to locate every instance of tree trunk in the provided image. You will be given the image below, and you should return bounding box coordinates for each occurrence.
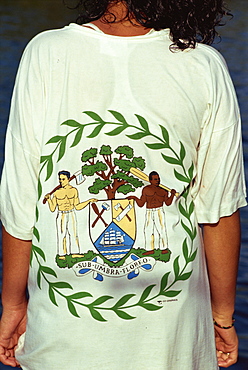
[106,188,116,200]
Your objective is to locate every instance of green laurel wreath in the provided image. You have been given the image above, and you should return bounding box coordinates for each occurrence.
[31,110,197,321]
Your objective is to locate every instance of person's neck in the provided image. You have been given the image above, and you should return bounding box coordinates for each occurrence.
[91,2,152,36]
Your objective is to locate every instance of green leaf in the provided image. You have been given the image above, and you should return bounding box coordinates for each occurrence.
[159,125,169,144]
[181,221,193,239]
[88,307,107,322]
[46,136,63,144]
[179,142,186,162]
[173,256,180,278]
[30,249,33,267]
[57,139,66,162]
[115,309,135,320]
[32,245,46,261]
[181,223,196,241]
[160,272,170,292]
[70,128,84,148]
[182,238,189,262]
[38,178,42,200]
[189,201,194,216]
[61,119,81,128]
[181,187,189,199]
[192,227,197,240]
[145,143,168,150]
[35,206,39,222]
[83,111,103,122]
[189,249,197,262]
[174,169,190,183]
[52,282,73,290]
[37,268,42,289]
[139,285,156,303]
[87,123,105,138]
[126,132,149,140]
[90,295,113,307]
[40,265,57,278]
[40,156,49,164]
[105,126,127,136]
[114,294,136,308]
[178,202,188,219]
[161,154,181,165]
[49,286,58,306]
[109,110,127,124]
[68,292,93,300]
[67,300,80,318]
[33,227,40,242]
[139,303,162,311]
[161,290,181,297]
[45,157,53,181]
[135,114,149,132]
[178,271,192,281]
[188,162,194,181]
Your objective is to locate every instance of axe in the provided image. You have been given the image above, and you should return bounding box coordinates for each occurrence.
[114,202,131,222]
[115,203,133,222]
[43,170,86,204]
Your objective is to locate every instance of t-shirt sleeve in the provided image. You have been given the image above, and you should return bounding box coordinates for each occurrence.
[0,39,44,239]
[191,47,247,223]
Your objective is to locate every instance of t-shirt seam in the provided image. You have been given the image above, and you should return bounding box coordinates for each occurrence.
[197,43,227,67]
[198,119,240,149]
[67,23,170,42]
[212,118,239,133]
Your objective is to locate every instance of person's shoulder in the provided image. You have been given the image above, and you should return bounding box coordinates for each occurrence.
[158,187,167,194]
[142,184,151,191]
[24,24,76,54]
[175,42,229,80]
[69,186,78,192]
[190,43,228,70]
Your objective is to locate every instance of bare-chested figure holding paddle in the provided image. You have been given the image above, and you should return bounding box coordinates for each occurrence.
[128,171,176,255]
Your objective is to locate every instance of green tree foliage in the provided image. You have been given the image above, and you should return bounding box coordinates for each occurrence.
[81,145,145,199]
[81,148,97,162]
[88,178,111,194]
[99,145,112,156]
[115,145,133,159]
[82,161,107,176]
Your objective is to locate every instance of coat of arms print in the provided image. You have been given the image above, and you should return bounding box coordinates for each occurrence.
[32,110,197,321]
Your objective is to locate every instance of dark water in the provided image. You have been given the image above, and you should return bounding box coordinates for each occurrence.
[0,0,247,369]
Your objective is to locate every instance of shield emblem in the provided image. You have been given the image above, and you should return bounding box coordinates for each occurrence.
[89,199,136,263]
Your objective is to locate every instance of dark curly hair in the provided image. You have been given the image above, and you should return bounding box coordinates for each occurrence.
[66,0,231,50]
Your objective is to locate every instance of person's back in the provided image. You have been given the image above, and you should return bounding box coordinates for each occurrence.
[0,1,246,369]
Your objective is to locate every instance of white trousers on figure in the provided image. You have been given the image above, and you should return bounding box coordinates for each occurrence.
[56,210,80,255]
[144,207,168,250]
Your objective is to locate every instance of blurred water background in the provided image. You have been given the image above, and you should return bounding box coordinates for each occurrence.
[0,0,247,368]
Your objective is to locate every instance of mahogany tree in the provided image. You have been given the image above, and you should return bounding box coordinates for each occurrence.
[81,145,145,199]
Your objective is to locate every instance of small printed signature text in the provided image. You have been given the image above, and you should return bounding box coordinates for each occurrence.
[157,299,178,305]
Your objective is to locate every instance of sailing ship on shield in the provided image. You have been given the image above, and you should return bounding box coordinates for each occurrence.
[89,199,136,264]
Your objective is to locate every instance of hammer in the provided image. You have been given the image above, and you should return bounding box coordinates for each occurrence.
[92,202,110,228]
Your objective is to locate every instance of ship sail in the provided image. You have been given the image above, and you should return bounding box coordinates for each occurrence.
[100,228,125,247]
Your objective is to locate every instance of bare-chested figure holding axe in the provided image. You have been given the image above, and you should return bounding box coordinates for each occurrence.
[44,170,97,259]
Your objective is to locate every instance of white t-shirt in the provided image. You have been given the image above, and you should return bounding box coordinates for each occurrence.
[0,23,246,370]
